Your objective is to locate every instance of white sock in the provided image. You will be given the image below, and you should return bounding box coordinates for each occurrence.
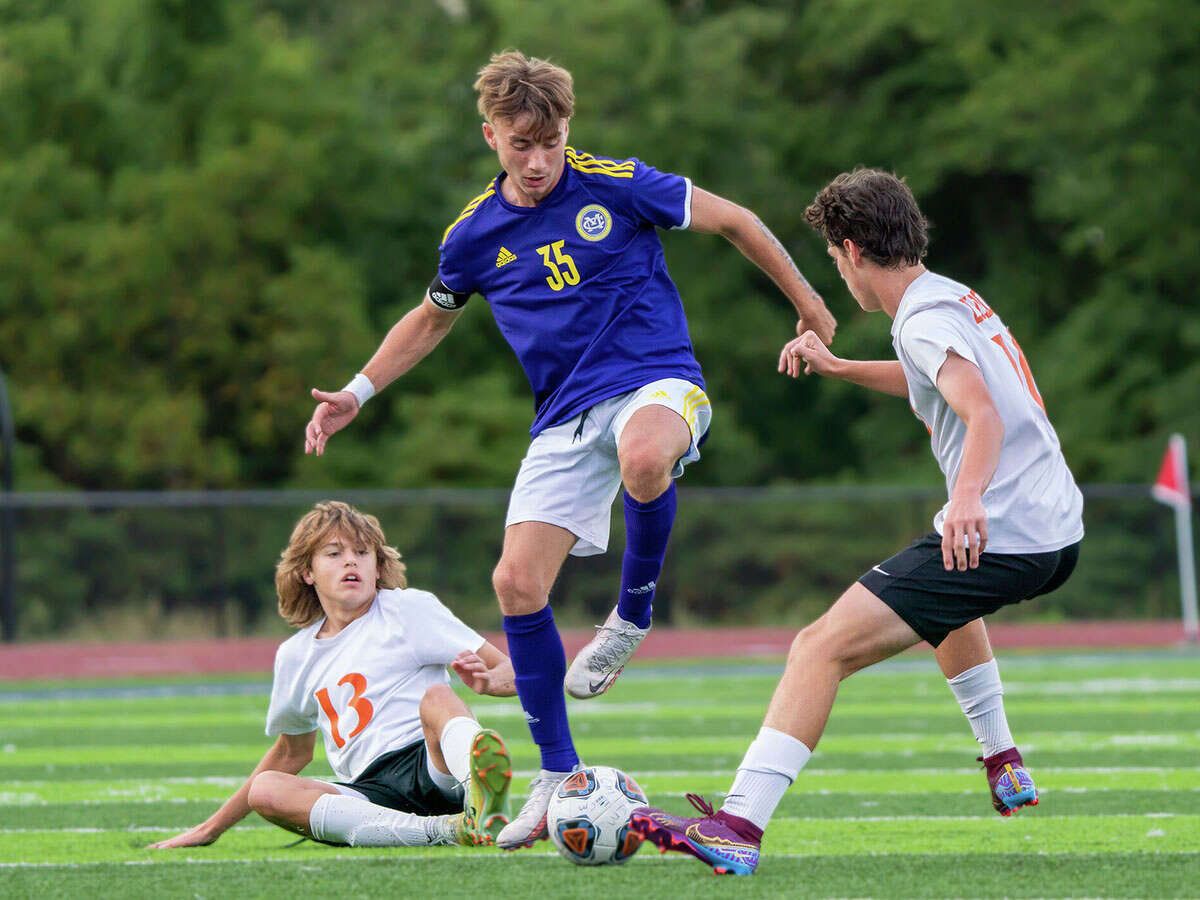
[721,726,812,831]
[440,716,482,787]
[946,659,1015,758]
[308,792,433,847]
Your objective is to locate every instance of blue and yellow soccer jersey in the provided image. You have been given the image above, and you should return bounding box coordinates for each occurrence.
[436,147,705,436]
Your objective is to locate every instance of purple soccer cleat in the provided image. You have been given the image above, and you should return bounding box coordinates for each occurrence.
[981,748,1039,816]
[629,794,761,876]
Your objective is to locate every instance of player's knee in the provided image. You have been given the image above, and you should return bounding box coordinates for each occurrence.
[788,618,849,671]
[787,622,821,664]
[419,683,457,722]
[248,770,288,817]
[491,561,547,611]
[620,449,672,503]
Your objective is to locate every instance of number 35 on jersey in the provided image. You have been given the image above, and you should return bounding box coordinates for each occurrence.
[537,239,580,291]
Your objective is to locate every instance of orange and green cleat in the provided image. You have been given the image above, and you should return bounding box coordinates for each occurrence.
[462,729,513,844]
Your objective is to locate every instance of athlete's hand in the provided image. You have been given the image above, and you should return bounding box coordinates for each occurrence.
[796,302,837,346]
[451,651,491,695]
[148,823,219,849]
[780,330,842,379]
[304,389,360,456]
[941,493,988,571]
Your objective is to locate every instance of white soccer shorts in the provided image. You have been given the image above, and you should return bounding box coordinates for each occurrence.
[505,378,712,557]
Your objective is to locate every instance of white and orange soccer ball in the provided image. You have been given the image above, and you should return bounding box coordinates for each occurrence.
[547,765,647,866]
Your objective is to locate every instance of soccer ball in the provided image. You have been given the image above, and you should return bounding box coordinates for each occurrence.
[547,765,647,866]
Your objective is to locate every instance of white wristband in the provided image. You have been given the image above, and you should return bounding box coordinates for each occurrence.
[341,373,376,408]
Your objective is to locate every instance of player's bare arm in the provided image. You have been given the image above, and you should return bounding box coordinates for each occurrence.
[935,352,1004,572]
[148,732,316,848]
[304,296,462,455]
[451,642,517,697]
[687,187,837,345]
[782,330,910,397]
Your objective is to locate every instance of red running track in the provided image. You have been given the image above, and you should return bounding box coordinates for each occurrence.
[0,621,1191,682]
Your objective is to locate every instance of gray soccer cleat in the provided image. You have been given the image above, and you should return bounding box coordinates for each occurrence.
[564,607,650,699]
[495,768,572,850]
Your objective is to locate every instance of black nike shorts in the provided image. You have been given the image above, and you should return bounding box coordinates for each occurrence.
[335,740,463,816]
[858,533,1080,647]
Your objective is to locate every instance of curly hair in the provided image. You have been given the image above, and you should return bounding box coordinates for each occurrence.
[274,501,406,628]
[804,168,929,268]
[474,50,574,140]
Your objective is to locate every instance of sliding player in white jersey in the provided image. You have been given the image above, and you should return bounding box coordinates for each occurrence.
[150,501,516,851]
[630,168,1083,875]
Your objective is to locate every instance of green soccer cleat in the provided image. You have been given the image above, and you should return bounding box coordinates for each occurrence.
[463,728,513,844]
[438,812,477,846]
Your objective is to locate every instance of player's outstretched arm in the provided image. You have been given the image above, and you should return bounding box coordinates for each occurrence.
[304,296,462,455]
[935,352,1004,572]
[782,330,909,397]
[688,187,836,345]
[147,732,316,848]
[451,642,517,698]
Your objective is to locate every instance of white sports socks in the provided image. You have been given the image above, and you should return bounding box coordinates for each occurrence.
[308,793,434,847]
[946,659,1015,758]
[722,726,813,831]
[439,716,482,786]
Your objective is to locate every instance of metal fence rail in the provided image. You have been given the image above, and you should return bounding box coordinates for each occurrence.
[0,483,1163,510]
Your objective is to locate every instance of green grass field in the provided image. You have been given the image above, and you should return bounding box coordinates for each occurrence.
[2,651,1198,898]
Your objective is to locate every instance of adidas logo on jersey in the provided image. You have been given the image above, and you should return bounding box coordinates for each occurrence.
[495,247,517,267]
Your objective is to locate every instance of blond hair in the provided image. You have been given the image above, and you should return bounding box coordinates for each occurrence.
[274,501,407,628]
[474,50,574,139]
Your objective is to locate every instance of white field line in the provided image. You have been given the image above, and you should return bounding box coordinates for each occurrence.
[1,849,1196,871]
[2,811,1194,835]
[2,785,1199,809]
[1003,678,1200,695]
[0,765,1197,790]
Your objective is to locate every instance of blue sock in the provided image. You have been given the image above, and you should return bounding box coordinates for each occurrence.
[502,606,579,772]
[616,482,677,629]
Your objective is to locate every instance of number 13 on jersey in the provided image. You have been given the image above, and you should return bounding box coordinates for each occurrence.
[537,239,580,291]
[315,673,373,748]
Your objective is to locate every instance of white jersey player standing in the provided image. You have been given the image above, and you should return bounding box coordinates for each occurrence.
[630,168,1083,875]
[150,501,517,851]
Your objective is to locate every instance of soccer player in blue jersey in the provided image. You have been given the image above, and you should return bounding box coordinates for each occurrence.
[303,50,836,849]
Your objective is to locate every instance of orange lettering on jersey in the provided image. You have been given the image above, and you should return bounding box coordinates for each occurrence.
[990,332,1046,412]
[957,289,994,324]
[314,672,375,749]
[339,673,374,739]
[315,687,345,748]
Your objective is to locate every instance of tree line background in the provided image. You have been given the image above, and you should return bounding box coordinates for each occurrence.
[1,0,1196,636]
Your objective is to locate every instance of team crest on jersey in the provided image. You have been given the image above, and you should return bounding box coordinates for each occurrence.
[575,204,612,242]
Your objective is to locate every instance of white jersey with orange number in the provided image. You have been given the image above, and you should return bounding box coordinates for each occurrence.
[891,270,1084,553]
[265,588,483,783]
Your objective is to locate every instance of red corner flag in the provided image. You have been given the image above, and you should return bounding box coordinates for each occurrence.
[1152,434,1191,509]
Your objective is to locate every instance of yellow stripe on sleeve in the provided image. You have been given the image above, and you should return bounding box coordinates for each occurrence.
[441,180,498,245]
[566,148,636,179]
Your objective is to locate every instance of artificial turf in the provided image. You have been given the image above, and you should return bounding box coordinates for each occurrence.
[1,651,1197,898]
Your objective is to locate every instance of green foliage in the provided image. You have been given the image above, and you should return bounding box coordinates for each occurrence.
[0,0,1194,491]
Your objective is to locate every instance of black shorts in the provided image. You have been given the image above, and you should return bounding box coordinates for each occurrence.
[858,533,1080,648]
[335,740,463,816]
